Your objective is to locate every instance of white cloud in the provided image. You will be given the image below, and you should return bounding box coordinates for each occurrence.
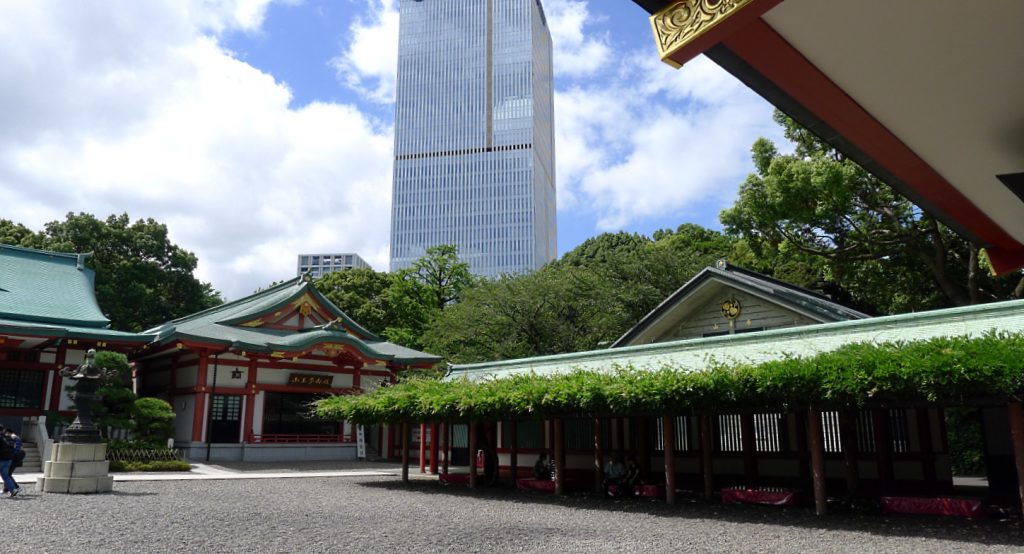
[554,54,779,230]
[0,0,394,300]
[544,0,611,78]
[331,0,399,104]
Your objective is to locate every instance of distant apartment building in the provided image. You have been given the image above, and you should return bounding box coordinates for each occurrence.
[389,0,557,278]
[297,253,371,278]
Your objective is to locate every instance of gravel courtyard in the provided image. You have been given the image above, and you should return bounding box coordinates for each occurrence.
[5,476,1023,553]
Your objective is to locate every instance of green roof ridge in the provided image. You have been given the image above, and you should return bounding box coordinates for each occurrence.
[451,298,1024,376]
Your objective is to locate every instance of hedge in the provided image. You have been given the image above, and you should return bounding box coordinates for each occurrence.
[314,333,1024,425]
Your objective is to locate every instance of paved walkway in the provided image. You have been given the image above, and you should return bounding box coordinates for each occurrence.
[13,460,419,483]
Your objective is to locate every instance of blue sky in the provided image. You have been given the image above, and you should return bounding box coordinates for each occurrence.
[0,0,779,299]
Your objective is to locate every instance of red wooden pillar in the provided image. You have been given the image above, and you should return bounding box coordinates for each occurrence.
[741,413,757,488]
[242,358,258,442]
[663,415,676,505]
[593,416,604,493]
[553,418,565,495]
[1006,402,1024,516]
[700,415,715,500]
[429,422,439,475]
[469,421,479,488]
[916,407,936,486]
[401,422,410,483]
[442,422,450,475]
[808,407,828,515]
[49,343,68,411]
[419,423,427,473]
[509,420,519,480]
[191,351,209,442]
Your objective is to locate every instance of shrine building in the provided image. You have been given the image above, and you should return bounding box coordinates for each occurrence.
[133,274,441,462]
[0,244,150,467]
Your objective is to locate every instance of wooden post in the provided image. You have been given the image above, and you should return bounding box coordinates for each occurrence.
[808,407,828,515]
[617,418,626,456]
[638,417,651,476]
[916,407,936,486]
[594,416,604,493]
[663,415,676,505]
[700,415,715,500]
[510,420,519,481]
[401,422,410,483]
[1006,401,1024,516]
[469,421,479,488]
[429,422,439,475]
[741,413,757,488]
[838,409,860,501]
[441,422,450,475]
[553,418,565,495]
[419,423,427,473]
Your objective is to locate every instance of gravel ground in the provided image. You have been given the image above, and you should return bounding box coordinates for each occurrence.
[4,477,1023,553]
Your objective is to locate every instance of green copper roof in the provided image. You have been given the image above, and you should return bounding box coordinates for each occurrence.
[146,276,440,366]
[449,298,1024,381]
[0,317,150,343]
[0,244,110,328]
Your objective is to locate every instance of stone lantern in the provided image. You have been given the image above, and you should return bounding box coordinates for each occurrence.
[37,349,116,494]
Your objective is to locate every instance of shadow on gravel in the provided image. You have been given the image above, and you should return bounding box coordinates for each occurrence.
[107,490,160,497]
[356,479,1024,549]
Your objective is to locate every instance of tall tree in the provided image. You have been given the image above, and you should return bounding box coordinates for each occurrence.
[407,244,473,310]
[28,212,222,331]
[720,111,1023,314]
[314,267,393,336]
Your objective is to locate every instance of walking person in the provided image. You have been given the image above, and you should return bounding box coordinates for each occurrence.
[0,425,21,497]
[3,427,24,493]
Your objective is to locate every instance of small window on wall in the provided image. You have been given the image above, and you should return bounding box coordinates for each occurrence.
[651,416,690,451]
[564,417,613,452]
[0,369,44,409]
[501,420,545,449]
[716,414,743,452]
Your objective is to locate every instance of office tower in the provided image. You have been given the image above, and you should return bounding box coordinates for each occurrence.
[389,0,556,277]
[297,253,371,278]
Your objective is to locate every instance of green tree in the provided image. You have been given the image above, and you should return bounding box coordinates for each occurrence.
[0,219,42,247]
[35,212,222,331]
[426,228,736,362]
[720,110,1023,314]
[407,244,473,310]
[133,397,176,448]
[315,267,393,336]
[91,351,136,435]
[424,264,625,362]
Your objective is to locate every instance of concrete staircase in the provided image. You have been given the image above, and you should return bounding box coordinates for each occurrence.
[20,442,42,473]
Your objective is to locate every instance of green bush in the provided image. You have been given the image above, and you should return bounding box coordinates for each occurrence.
[110,460,191,472]
[315,332,1024,424]
[133,397,176,448]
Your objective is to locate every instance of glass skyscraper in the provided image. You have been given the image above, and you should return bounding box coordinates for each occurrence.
[389,0,556,277]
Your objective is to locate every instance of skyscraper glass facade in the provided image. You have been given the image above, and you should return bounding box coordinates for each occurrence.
[389,0,556,277]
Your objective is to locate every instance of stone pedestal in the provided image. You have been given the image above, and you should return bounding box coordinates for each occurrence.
[36,443,114,494]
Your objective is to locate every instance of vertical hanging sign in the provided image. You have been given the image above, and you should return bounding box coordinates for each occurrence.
[356,424,366,459]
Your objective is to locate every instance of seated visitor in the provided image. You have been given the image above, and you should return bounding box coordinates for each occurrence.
[534,453,551,480]
[603,454,627,496]
[621,456,642,497]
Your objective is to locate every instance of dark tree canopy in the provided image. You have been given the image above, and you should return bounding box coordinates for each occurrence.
[1,212,221,331]
[720,111,1023,314]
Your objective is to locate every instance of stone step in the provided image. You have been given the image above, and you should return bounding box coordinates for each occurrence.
[18,442,43,472]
